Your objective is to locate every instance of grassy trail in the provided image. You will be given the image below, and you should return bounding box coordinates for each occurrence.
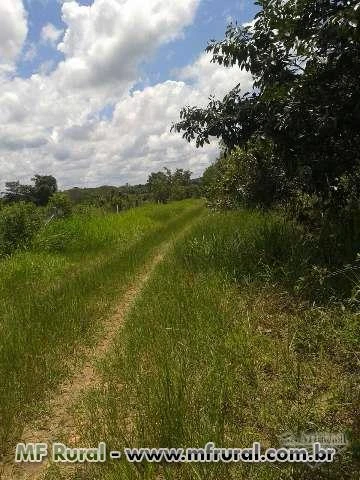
[0,200,204,479]
[1,205,357,480]
[63,209,358,480]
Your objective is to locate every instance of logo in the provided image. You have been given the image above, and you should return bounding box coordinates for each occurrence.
[278,431,348,469]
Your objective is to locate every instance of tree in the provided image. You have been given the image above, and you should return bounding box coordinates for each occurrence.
[173,1,360,208]
[203,138,287,209]
[32,175,57,206]
[172,169,192,186]
[170,168,192,200]
[48,192,72,218]
[3,181,34,203]
[0,202,42,256]
[147,170,171,203]
[147,168,197,202]
[3,175,58,206]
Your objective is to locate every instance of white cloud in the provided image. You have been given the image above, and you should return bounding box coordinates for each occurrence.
[177,51,253,99]
[56,0,200,92]
[41,23,64,46]
[0,0,28,70]
[23,43,38,62]
[0,0,253,189]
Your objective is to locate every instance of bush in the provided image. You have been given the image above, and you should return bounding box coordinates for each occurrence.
[203,138,288,210]
[48,192,73,218]
[286,169,360,270]
[177,210,358,303]
[0,202,42,256]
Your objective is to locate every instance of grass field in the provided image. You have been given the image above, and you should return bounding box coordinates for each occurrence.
[0,200,203,452]
[0,203,358,480]
[61,209,358,480]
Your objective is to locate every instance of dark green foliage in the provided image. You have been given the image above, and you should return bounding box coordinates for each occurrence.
[174,0,360,282]
[48,192,73,218]
[32,175,57,206]
[147,168,200,203]
[147,169,172,203]
[3,175,57,206]
[173,0,360,208]
[203,138,287,209]
[2,181,34,203]
[0,202,42,256]
[65,174,200,212]
[66,184,150,211]
[170,168,192,200]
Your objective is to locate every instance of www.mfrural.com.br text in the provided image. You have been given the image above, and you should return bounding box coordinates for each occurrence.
[14,442,337,464]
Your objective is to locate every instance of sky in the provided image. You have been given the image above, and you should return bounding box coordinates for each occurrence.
[0,0,257,189]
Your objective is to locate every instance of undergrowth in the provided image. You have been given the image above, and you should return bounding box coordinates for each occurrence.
[0,200,203,451]
[67,209,359,480]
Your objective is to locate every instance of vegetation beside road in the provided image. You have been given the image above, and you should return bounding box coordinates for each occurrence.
[0,200,203,452]
[61,209,359,480]
[1,2,359,478]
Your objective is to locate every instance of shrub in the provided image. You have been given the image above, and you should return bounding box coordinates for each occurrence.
[203,138,288,210]
[0,202,42,256]
[48,192,73,218]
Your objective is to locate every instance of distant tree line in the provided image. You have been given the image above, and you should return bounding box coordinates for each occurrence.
[65,168,200,210]
[66,184,148,212]
[147,168,201,204]
[1,168,201,215]
[0,168,201,257]
[3,175,57,206]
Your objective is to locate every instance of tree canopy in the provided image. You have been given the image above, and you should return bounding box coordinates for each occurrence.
[3,175,57,206]
[173,0,360,206]
[147,168,195,203]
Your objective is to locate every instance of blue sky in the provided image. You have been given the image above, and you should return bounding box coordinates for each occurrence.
[19,0,257,81]
[129,0,258,88]
[19,0,93,78]
[0,0,257,188]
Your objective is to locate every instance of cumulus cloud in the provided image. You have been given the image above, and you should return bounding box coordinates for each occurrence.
[72,55,253,187]
[41,23,64,46]
[0,0,28,70]
[0,0,253,189]
[177,51,253,99]
[56,0,200,92]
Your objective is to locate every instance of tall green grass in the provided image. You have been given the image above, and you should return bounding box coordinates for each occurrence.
[0,200,203,451]
[71,209,359,480]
